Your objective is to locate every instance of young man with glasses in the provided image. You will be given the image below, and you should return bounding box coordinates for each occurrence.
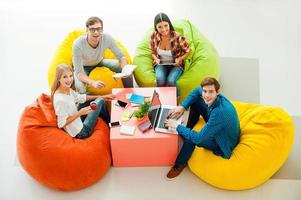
[72,16,133,94]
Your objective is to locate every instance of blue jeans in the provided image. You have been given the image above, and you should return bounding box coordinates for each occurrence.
[74,59,134,94]
[175,98,219,166]
[75,98,110,139]
[155,65,183,96]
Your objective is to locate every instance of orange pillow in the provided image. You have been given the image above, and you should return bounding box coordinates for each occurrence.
[17,94,111,191]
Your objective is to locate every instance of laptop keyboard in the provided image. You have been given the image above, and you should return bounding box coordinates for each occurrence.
[158,108,170,129]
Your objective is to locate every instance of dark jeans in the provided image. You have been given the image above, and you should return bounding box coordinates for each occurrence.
[175,98,219,166]
[75,98,110,139]
[87,59,133,88]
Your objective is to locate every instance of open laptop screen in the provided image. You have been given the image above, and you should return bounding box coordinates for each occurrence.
[148,91,161,127]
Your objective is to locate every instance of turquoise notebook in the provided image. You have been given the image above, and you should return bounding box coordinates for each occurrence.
[130,94,145,104]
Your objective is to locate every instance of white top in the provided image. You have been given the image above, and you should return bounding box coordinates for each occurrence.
[53,89,87,137]
[157,47,174,64]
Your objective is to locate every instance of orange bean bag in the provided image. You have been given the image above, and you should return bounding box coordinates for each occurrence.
[17,94,111,191]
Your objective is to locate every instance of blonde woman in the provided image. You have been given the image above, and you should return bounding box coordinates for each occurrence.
[51,64,115,139]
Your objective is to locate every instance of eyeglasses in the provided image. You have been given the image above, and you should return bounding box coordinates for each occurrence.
[88,27,103,33]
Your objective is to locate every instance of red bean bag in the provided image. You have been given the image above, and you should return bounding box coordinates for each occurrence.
[17,94,111,191]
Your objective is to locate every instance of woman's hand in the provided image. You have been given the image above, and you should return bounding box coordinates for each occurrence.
[175,57,183,66]
[101,94,116,101]
[79,106,92,116]
[154,57,161,65]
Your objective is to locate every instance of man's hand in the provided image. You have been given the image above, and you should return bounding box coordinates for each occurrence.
[165,119,179,129]
[167,106,185,120]
[118,57,131,78]
[91,80,106,88]
[120,57,128,68]
[100,94,116,101]
[119,74,131,79]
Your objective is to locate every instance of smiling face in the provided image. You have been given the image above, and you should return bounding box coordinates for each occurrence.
[156,21,170,37]
[59,69,74,89]
[87,22,103,47]
[202,85,219,106]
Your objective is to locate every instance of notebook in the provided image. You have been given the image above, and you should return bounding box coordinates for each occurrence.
[153,63,177,67]
[120,125,135,136]
[129,94,145,105]
[112,65,136,78]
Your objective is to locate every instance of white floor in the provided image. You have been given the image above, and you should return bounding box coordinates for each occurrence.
[6,166,301,200]
[1,0,301,199]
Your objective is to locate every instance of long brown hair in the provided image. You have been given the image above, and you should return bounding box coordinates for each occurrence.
[50,64,75,100]
[154,13,175,32]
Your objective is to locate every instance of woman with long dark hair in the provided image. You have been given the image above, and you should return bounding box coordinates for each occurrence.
[150,13,191,99]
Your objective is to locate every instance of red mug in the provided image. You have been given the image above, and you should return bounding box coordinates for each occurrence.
[90,102,97,110]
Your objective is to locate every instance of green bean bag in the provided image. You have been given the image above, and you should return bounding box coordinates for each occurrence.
[133,19,220,102]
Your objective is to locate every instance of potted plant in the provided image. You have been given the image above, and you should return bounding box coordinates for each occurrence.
[133,100,150,120]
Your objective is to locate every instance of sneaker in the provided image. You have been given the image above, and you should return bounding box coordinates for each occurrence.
[166,164,186,180]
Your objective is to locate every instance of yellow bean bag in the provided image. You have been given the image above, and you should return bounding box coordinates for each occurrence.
[188,101,294,190]
[48,29,131,95]
[87,67,123,95]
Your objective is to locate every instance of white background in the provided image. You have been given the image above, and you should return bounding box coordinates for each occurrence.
[0,0,301,198]
[1,0,300,116]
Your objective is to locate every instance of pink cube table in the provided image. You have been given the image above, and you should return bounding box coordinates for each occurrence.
[110,87,178,167]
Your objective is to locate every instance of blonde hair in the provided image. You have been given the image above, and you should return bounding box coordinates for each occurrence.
[51,64,75,100]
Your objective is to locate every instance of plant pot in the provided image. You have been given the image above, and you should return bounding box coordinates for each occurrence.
[136,115,147,121]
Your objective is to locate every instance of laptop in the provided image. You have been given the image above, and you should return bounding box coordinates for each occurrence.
[147,90,183,134]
